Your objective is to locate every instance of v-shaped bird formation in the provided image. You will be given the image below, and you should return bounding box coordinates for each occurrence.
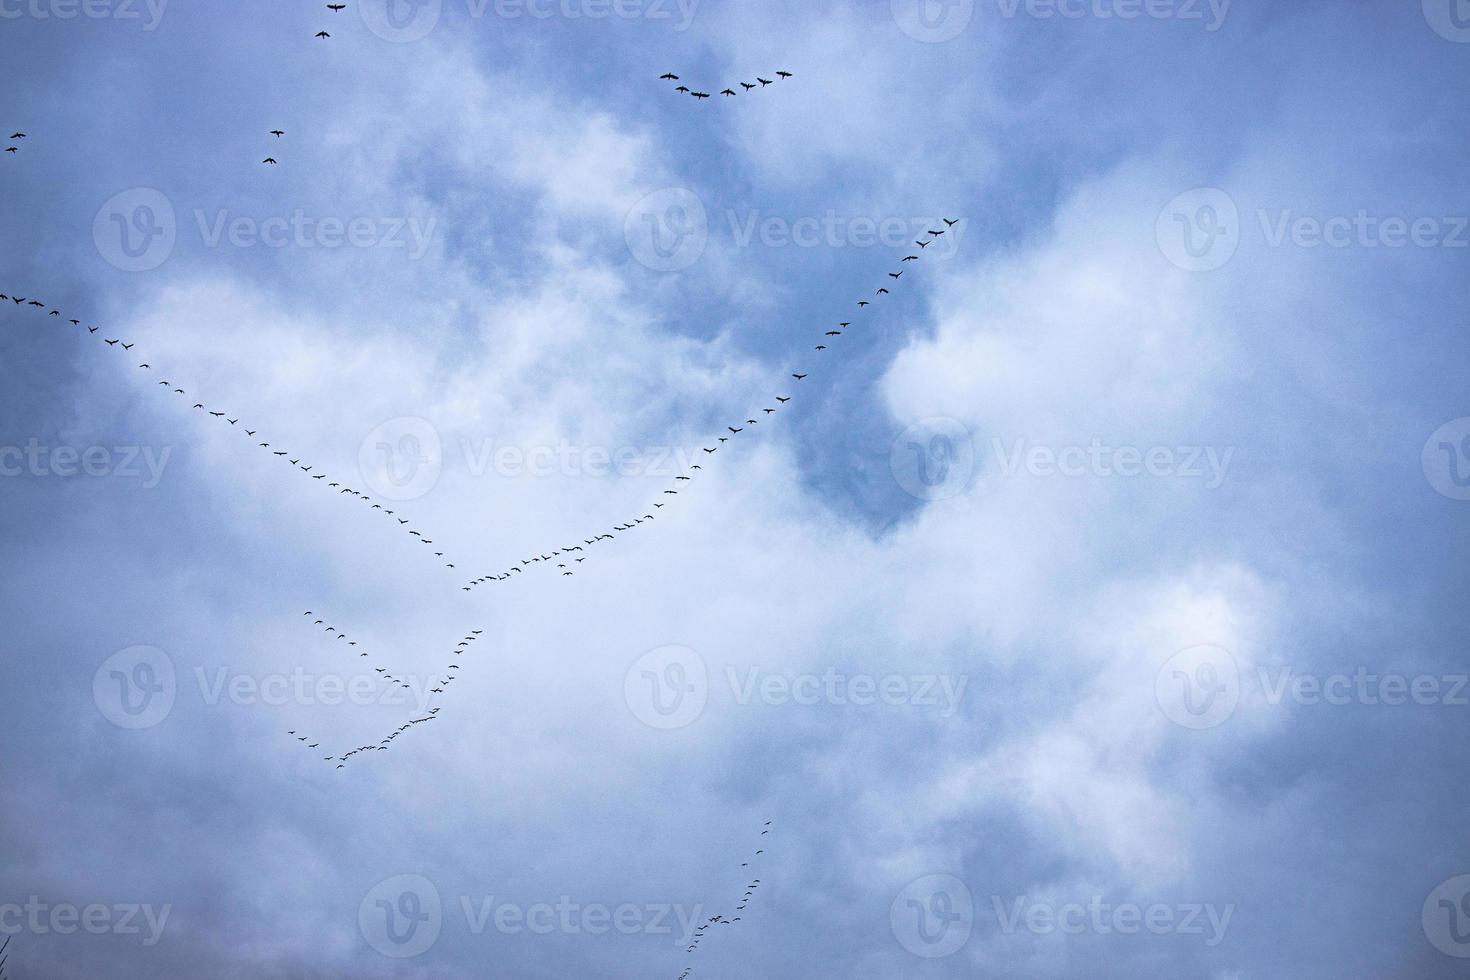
[658,70,794,103]
[285,624,483,770]
[458,220,959,591]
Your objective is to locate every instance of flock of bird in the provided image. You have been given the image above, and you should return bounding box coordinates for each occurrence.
[0,290,455,572]
[285,625,483,769]
[261,128,285,166]
[0,56,961,979]
[659,70,793,102]
[458,218,956,591]
[678,820,773,976]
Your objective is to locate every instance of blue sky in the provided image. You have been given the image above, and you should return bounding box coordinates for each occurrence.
[2,0,1469,976]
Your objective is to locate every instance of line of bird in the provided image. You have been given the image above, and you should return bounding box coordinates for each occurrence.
[4,131,25,156]
[286,623,482,769]
[459,220,957,592]
[677,819,773,976]
[1,289,454,570]
[659,70,793,101]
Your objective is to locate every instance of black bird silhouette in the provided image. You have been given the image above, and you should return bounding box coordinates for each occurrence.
[889,271,903,279]
[792,373,807,380]
[777,71,792,78]
[676,85,690,93]
[315,30,330,37]
[8,133,24,139]
[327,2,345,8]
[776,396,791,403]
[728,426,742,434]
[741,82,755,91]
[722,89,736,97]
[262,157,277,164]
[944,217,959,226]
[758,77,773,86]
[660,73,679,80]
[903,255,919,261]
[916,240,930,248]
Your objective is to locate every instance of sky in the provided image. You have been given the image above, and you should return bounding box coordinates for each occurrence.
[1,0,1469,976]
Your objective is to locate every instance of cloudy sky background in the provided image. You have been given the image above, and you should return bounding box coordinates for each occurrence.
[2,0,1469,976]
